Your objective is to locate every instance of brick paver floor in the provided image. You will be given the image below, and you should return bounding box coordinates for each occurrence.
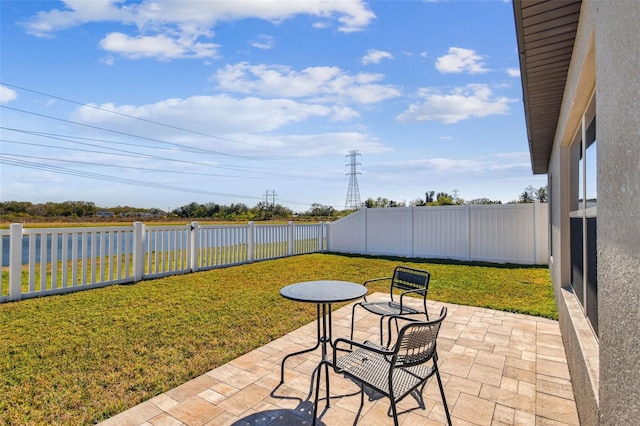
[98,293,579,426]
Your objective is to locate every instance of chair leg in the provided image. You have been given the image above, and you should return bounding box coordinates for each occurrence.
[382,315,401,347]
[313,363,323,425]
[350,304,359,343]
[414,382,427,410]
[435,366,452,426]
[389,397,399,426]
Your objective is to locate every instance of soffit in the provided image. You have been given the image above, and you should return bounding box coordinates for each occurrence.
[513,0,582,174]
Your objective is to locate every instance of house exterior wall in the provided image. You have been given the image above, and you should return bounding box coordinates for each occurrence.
[546,1,640,425]
[595,2,640,424]
[546,3,598,425]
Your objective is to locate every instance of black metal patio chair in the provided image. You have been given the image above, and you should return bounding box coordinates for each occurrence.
[350,265,430,345]
[320,307,451,426]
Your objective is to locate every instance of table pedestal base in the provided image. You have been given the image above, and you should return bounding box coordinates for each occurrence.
[279,303,334,418]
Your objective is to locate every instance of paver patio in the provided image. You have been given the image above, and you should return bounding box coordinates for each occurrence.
[98,293,579,426]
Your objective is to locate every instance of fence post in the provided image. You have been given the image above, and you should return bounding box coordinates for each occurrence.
[364,207,368,255]
[247,221,255,262]
[288,221,295,256]
[533,201,541,264]
[326,222,331,252]
[411,207,415,258]
[318,222,324,252]
[9,223,23,301]
[189,221,199,272]
[132,222,145,281]
[466,205,472,261]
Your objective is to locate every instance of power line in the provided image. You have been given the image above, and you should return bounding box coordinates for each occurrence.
[0,152,261,180]
[0,85,349,210]
[2,126,338,177]
[0,155,260,199]
[3,126,214,155]
[0,105,265,162]
[1,136,344,209]
[344,150,362,210]
[0,155,327,208]
[0,82,268,150]
[0,136,299,178]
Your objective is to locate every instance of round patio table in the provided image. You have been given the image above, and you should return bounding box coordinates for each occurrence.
[279,280,367,414]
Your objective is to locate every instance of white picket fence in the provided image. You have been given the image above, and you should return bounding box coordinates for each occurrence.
[327,203,548,265]
[1,204,548,303]
[0,221,326,302]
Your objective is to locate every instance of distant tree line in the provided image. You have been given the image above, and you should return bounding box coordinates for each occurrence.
[0,200,99,220]
[0,200,344,222]
[0,186,547,222]
[169,201,343,221]
[364,185,548,209]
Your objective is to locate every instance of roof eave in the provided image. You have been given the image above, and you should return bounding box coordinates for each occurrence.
[512,0,582,175]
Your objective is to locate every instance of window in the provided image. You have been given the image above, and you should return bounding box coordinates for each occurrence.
[569,94,597,336]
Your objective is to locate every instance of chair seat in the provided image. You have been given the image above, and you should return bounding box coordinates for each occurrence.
[335,341,434,399]
[359,301,421,317]
[323,307,452,426]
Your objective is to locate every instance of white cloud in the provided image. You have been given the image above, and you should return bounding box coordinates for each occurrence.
[101,55,116,66]
[0,85,18,104]
[259,132,391,157]
[211,62,401,104]
[372,152,531,176]
[70,95,334,139]
[67,98,385,159]
[27,0,376,34]
[329,106,361,121]
[435,47,489,74]
[396,84,515,124]
[250,34,275,50]
[23,1,375,60]
[99,32,219,60]
[506,67,521,77]
[24,0,134,37]
[361,49,393,65]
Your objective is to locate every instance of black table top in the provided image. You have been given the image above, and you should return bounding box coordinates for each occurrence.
[280,280,367,304]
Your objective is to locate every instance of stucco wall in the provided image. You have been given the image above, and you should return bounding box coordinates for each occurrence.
[547,1,599,425]
[595,2,640,424]
[523,0,640,423]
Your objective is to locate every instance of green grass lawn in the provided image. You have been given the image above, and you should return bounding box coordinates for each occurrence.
[0,253,555,425]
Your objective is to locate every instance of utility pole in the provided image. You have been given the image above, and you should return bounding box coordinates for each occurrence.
[264,190,276,220]
[452,189,460,203]
[344,150,362,210]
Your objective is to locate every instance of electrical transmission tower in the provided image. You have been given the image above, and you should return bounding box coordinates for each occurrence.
[264,190,276,220]
[344,150,362,210]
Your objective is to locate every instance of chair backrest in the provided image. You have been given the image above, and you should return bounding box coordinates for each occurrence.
[391,266,430,294]
[392,306,447,368]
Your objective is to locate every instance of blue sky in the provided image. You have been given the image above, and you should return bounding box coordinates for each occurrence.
[0,0,546,212]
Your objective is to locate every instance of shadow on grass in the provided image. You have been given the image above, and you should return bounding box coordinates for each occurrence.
[328,251,548,269]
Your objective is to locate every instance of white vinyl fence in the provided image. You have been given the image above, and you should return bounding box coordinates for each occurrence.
[0,221,327,302]
[327,204,548,265]
[1,204,548,303]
